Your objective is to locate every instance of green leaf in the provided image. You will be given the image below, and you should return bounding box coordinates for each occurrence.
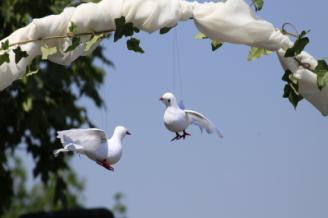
[41,45,57,60]
[68,22,77,33]
[211,40,223,51]
[13,46,28,64]
[114,16,138,42]
[64,37,81,52]
[1,40,9,50]
[85,34,104,52]
[284,30,310,57]
[299,30,308,38]
[282,69,303,108]
[22,98,33,112]
[160,27,172,34]
[0,52,10,65]
[126,38,144,53]
[283,85,303,109]
[314,59,328,90]
[282,70,298,86]
[252,0,264,11]
[194,32,207,40]
[247,47,273,61]
[24,68,39,78]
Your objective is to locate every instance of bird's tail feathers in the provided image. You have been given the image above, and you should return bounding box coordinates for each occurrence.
[185,109,223,139]
[53,143,83,157]
[53,148,68,157]
[215,127,223,138]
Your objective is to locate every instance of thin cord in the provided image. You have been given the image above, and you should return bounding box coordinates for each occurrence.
[174,29,184,101]
[172,32,176,93]
[100,42,106,131]
[172,29,184,101]
[100,83,105,130]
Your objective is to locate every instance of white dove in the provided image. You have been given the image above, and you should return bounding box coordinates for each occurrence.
[54,126,131,171]
[159,92,223,141]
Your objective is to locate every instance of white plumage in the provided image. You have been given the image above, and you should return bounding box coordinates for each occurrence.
[54,126,131,171]
[160,92,223,141]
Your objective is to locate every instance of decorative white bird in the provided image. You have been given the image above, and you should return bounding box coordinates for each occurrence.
[54,126,131,171]
[159,92,223,141]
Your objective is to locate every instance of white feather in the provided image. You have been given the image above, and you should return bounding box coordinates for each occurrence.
[56,128,107,152]
[185,110,223,138]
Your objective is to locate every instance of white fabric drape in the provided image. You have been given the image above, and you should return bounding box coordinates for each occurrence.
[0,0,325,115]
[277,50,328,115]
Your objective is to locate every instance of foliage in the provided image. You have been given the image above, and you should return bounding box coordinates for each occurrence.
[211,40,223,51]
[85,34,105,52]
[314,59,328,90]
[13,46,28,63]
[0,40,10,65]
[126,38,144,53]
[252,0,264,11]
[3,157,84,218]
[159,27,172,35]
[112,193,127,218]
[247,47,272,61]
[284,30,310,57]
[0,0,111,216]
[194,32,223,52]
[41,45,58,60]
[282,69,303,108]
[194,32,207,40]
[113,16,144,54]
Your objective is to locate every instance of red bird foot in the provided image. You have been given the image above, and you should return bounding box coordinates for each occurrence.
[96,159,114,171]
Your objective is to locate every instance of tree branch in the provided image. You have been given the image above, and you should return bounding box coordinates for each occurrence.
[6,28,114,49]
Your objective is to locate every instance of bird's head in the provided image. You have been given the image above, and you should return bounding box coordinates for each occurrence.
[159,92,177,107]
[114,126,131,140]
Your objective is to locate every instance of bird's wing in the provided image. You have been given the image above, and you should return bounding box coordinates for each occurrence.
[57,128,107,151]
[184,110,223,138]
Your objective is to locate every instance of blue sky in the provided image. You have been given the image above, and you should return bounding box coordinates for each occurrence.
[29,0,328,218]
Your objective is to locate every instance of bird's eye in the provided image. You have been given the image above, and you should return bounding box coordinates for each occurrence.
[168,99,171,103]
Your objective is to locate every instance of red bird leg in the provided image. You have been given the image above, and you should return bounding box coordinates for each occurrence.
[182,130,191,139]
[171,132,182,142]
[96,159,114,171]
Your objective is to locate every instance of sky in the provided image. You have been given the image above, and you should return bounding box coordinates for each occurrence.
[25,0,328,218]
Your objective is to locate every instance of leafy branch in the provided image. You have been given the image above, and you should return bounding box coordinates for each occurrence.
[0,23,113,66]
[251,0,264,12]
[194,32,223,52]
[284,30,310,57]
[6,26,113,49]
[282,69,303,108]
[247,47,272,61]
[114,16,144,53]
[0,17,147,68]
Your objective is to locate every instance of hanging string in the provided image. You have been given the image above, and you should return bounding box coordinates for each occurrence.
[172,28,184,101]
[99,82,105,130]
[99,40,107,131]
[172,31,176,94]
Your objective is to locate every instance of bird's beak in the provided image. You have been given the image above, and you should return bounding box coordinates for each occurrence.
[126,131,132,135]
[159,96,164,101]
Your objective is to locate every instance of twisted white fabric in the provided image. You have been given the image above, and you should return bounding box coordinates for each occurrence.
[0,0,324,115]
[278,50,328,115]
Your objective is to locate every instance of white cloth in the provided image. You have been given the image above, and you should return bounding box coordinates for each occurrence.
[0,0,325,116]
[277,50,328,116]
[192,0,292,50]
